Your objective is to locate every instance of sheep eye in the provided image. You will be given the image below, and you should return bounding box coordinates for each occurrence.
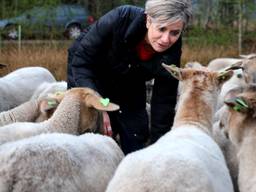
[236,74,242,78]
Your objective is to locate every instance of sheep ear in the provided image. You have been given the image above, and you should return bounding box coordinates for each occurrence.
[39,98,59,113]
[224,96,249,113]
[86,94,120,111]
[224,61,243,71]
[217,70,233,85]
[0,63,7,69]
[162,63,182,80]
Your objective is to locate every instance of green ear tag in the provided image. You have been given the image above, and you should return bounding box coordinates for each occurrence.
[233,105,241,112]
[232,98,248,112]
[100,98,110,107]
[48,100,57,107]
[235,98,248,108]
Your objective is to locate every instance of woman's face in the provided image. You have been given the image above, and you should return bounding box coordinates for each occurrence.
[146,16,184,52]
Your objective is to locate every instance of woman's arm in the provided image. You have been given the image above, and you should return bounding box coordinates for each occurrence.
[71,7,121,91]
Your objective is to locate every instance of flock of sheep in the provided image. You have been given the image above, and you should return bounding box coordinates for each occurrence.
[0,53,255,192]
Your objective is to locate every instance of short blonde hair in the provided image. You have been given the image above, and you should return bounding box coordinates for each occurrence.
[145,0,192,29]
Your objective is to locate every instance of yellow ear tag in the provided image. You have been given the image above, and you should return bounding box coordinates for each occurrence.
[100,98,110,107]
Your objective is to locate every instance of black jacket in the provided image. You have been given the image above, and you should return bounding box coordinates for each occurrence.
[68,5,181,138]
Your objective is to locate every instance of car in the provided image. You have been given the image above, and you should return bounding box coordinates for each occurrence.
[0,4,94,40]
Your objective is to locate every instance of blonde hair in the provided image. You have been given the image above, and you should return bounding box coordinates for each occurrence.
[145,0,192,29]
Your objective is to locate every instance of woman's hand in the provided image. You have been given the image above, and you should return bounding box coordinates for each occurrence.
[102,111,112,137]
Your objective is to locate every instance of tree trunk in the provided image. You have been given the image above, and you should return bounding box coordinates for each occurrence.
[88,0,97,18]
[238,0,243,55]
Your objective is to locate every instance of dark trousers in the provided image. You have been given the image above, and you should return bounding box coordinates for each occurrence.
[109,108,149,155]
[67,31,88,89]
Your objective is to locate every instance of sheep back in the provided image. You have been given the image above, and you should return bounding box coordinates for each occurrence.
[0,133,124,192]
[106,126,233,192]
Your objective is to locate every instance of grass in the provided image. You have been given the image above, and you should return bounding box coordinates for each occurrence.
[0,36,255,80]
[0,40,72,79]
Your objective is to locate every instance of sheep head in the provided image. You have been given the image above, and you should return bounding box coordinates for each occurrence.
[223,85,256,145]
[68,87,119,134]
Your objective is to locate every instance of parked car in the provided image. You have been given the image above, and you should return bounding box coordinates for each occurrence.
[0,4,94,40]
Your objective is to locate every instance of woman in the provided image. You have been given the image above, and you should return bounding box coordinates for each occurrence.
[67,0,192,154]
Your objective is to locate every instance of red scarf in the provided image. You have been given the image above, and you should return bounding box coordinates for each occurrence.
[136,40,156,61]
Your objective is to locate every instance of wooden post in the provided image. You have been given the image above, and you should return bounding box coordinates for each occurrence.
[18,25,21,53]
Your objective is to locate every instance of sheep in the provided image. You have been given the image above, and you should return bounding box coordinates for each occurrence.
[0,92,64,126]
[0,132,124,192]
[0,66,56,112]
[213,86,250,192]
[221,84,256,192]
[212,118,239,192]
[0,87,119,145]
[106,64,234,192]
[30,81,67,100]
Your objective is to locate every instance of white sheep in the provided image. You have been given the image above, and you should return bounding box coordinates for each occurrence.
[0,66,56,112]
[222,84,256,192]
[212,118,239,192]
[0,87,119,145]
[106,64,234,192]
[0,132,124,192]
